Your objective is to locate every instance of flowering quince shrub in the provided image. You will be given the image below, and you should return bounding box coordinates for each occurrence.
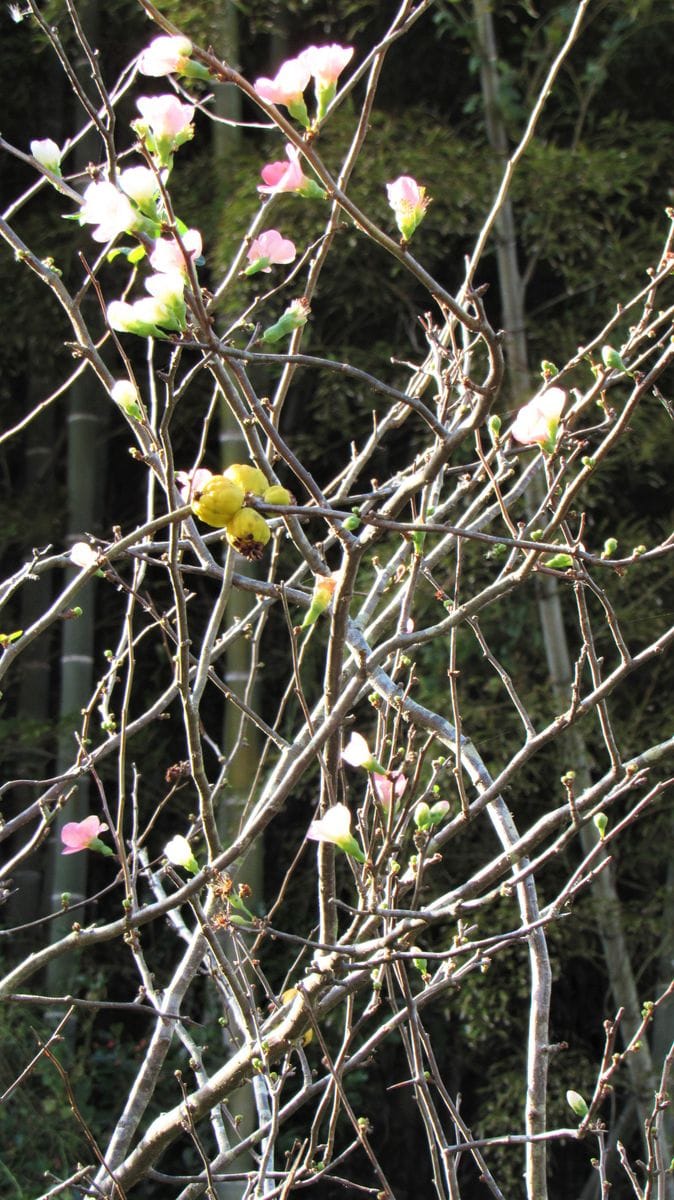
[1,7,673,1200]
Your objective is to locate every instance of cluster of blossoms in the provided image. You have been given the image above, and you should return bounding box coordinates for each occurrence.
[176,462,292,560]
[254,44,354,128]
[31,32,433,373]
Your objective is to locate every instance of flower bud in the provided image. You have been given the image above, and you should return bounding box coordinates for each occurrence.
[593,812,608,840]
[602,345,627,372]
[30,138,63,175]
[263,484,294,506]
[111,380,143,421]
[165,834,199,874]
[566,1090,589,1118]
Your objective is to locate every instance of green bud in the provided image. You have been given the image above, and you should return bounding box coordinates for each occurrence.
[540,360,558,378]
[602,345,627,372]
[262,299,310,345]
[545,553,574,570]
[581,456,595,469]
[566,1090,589,1118]
[411,528,426,555]
[601,538,618,559]
[487,414,501,446]
[414,802,432,831]
[593,812,608,840]
[428,800,450,826]
[530,529,544,542]
[488,543,507,561]
[343,512,361,532]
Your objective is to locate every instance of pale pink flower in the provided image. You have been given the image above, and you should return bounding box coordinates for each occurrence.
[80,181,138,242]
[372,771,407,809]
[307,803,365,862]
[246,229,296,273]
[136,95,195,140]
[342,731,372,767]
[150,229,202,274]
[138,35,193,77]
[342,731,387,774]
[511,387,566,452]
[70,542,99,569]
[119,165,160,208]
[254,57,311,107]
[386,176,430,241]
[175,468,213,502]
[258,144,308,195]
[298,44,353,88]
[61,815,108,855]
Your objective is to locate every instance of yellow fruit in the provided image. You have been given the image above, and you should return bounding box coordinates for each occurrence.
[225,507,271,559]
[263,484,294,506]
[191,476,244,527]
[281,988,313,1045]
[223,463,268,497]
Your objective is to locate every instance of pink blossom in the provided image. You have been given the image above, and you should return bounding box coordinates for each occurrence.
[138,35,193,77]
[61,815,108,855]
[386,176,430,242]
[80,180,138,242]
[511,387,566,452]
[136,95,195,140]
[258,144,308,195]
[298,44,353,88]
[150,228,202,274]
[372,771,407,809]
[246,229,296,273]
[175,468,213,502]
[254,57,311,107]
